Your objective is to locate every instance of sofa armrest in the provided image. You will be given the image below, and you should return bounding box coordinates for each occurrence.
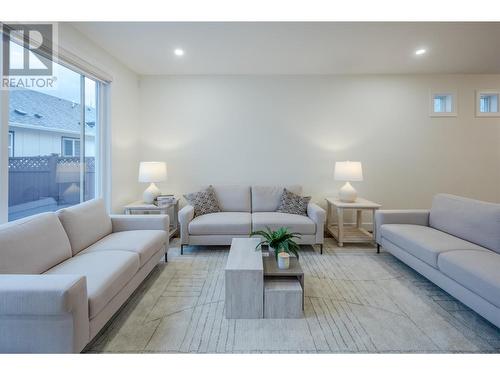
[307,203,326,244]
[0,274,89,353]
[110,214,170,233]
[375,209,430,244]
[179,205,195,244]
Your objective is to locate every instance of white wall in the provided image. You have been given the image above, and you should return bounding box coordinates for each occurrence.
[138,75,500,211]
[58,23,141,213]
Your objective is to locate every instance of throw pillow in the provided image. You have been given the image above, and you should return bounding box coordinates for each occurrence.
[184,186,221,217]
[276,188,311,216]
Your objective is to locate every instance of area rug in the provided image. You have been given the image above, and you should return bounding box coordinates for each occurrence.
[86,238,500,353]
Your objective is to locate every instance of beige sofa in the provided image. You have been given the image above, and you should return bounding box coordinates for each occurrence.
[376,194,500,328]
[0,199,169,353]
[179,185,326,254]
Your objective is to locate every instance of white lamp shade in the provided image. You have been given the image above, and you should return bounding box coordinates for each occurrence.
[334,161,363,181]
[138,162,167,183]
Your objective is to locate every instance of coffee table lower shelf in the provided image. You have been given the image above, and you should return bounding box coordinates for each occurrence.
[264,277,303,319]
[263,255,304,314]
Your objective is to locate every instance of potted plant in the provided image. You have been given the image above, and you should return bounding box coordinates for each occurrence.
[250,227,301,269]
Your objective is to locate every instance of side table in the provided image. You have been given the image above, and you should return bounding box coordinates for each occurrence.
[326,197,381,249]
[124,199,179,239]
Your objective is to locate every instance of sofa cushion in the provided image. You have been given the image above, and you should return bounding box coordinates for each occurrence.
[276,188,311,216]
[380,224,486,268]
[429,194,500,254]
[80,230,166,267]
[251,185,302,212]
[57,199,112,255]
[0,212,72,274]
[184,186,221,217]
[188,212,252,235]
[45,251,140,318]
[212,185,251,212]
[252,212,316,234]
[438,250,500,308]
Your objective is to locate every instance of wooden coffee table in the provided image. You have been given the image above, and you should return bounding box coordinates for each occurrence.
[225,238,264,319]
[224,239,305,319]
[262,254,304,310]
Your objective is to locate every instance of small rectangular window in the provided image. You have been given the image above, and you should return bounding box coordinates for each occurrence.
[430,91,457,117]
[61,137,81,157]
[476,90,500,117]
[480,94,498,113]
[8,131,14,157]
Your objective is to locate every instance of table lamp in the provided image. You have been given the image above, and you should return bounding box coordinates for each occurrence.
[139,162,167,203]
[334,161,363,203]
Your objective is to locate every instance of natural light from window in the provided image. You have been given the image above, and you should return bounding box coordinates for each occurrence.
[7,45,99,221]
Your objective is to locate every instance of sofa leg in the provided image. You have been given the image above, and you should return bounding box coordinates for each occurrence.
[165,250,168,262]
[377,244,380,254]
[320,244,323,254]
[181,244,184,255]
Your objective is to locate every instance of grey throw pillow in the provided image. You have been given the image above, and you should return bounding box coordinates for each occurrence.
[276,188,311,216]
[184,186,221,217]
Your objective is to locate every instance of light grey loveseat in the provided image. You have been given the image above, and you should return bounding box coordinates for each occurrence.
[179,185,326,254]
[0,198,169,353]
[375,194,500,328]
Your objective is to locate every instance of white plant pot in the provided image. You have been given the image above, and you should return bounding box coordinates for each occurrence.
[277,252,290,270]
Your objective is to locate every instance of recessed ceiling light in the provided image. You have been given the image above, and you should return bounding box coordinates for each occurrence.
[415,48,427,56]
[174,48,184,56]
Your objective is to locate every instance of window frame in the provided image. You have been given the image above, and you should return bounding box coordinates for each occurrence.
[429,90,457,117]
[8,131,14,157]
[61,136,81,157]
[476,90,500,117]
[0,31,111,223]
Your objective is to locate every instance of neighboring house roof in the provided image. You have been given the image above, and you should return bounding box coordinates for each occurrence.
[9,89,96,135]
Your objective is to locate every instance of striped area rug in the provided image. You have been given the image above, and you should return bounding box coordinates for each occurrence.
[87,238,500,353]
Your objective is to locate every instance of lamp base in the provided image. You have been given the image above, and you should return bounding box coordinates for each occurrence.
[143,182,161,204]
[339,181,357,203]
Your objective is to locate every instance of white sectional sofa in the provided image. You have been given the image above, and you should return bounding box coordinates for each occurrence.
[375,194,500,328]
[179,185,326,254]
[0,199,169,353]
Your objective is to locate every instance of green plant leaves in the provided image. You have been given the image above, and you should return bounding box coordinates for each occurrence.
[250,226,301,259]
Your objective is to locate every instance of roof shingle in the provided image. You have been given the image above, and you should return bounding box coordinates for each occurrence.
[9,89,96,134]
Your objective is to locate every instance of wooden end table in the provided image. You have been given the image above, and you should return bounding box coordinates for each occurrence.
[326,197,381,248]
[124,199,179,239]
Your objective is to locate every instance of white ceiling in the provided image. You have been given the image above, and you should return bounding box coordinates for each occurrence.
[72,22,500,75]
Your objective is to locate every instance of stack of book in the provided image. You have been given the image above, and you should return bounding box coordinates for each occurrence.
[156,194,176,207]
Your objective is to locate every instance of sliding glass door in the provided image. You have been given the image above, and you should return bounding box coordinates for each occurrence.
[6,44,101,221]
